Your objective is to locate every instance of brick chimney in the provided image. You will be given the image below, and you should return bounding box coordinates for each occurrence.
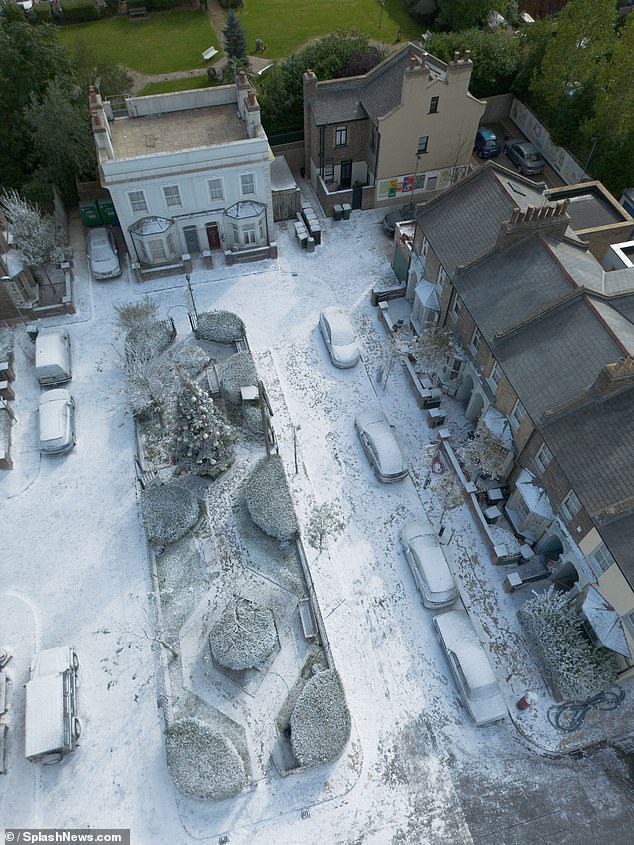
[244,88,262,138]
[88,85,114,161]
[496,200,571,253]
[592,356,634,398]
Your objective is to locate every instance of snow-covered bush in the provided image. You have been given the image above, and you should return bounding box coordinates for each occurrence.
[220,351,258,406]
[209,598,277,671]
[519,587,619,700]
[116,297,175,360]
[165,719,246,800]
[408,328,457,374]
[241,404,263,438]
[115,297,158,332]
[290,670,351,768]
[245,455,298,540]
[0,190,70,271]
[140,481,200,547]
[172,375,235,476]
[195,310,245,344]
[457,426,508,481]
[305,501,346,553]
[171,344,210,379]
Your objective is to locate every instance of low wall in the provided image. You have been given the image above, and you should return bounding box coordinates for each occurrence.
[482,93,514,124]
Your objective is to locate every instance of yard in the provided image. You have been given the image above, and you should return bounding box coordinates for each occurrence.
[56,9,219,75]
[140,75,211,96]
[240,0,421,58]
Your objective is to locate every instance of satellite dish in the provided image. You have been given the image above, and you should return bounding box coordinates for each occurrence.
[421,31,432,42]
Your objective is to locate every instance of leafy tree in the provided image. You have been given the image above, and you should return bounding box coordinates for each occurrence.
[405,0,437,24]
[71,40,132,99]
[529,0,617,127]
[435,0,497,31]
[223,9,248,67]
[427,28,522,98]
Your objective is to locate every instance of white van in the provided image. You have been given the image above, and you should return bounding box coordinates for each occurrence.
[25,646,81,764]
[35,330,72,386]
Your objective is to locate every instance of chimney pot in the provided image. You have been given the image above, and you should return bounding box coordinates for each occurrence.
[510,209,519,224]
[464,50,471,62]
[453,51,460,64]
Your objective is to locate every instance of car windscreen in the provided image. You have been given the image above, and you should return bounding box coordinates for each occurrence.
[526,152,542,162]
[485,139,498,148]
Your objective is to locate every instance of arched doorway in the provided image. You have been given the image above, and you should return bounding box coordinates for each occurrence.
[457,374,474,407]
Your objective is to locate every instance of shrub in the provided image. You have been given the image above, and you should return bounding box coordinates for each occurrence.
[519,587,619,700]
[140,481,200,547]
[33,3,53,22]
[57,0,101,24]
[245,455,298,541]
[171,344,210,379]
[209,598,277,671]
[165,719,246,800]
[194,310,245,344]
[241,404,263,438]
[220,351,258,406]
[290,670,351,768]
[148,0,182,8]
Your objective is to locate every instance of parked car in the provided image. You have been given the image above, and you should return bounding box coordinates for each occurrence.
[319,307,360,369]
[382,202,416,236]
[354,407,407,482]
[433,608,506,726]
[474,126,501,159]
[39,389,76,455]
[34,329,72,386]
[504,140,545,175]
[25,646,81,764]
[399,519,458,609]
[87,227,121,280]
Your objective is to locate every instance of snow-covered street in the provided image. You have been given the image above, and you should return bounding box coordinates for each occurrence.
[1,208,633,844]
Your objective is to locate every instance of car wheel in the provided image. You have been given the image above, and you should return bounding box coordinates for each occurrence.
[72,651,79,671]
[73,718,82,740]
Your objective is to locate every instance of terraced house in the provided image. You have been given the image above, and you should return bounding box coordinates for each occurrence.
[303,44,485,215]
[409,161,634,673]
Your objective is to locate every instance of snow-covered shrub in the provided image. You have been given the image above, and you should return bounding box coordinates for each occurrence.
[115,297,158,331]
[171,344,210,379]
[165,719,246,800]
[290,670,351,768]
[209,598,277,671]
[457,426,508,481]
[195,310,245,344]
[241,404,263,438]
[220,351,258,406]
[305,501,346,553]
[140,481,200,547]
[116,297,175,360]
[172,375,235,476]
[519,587,619,700]
[245,455,298,540]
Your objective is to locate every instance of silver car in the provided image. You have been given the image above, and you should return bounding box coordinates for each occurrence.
[504,140,545,175]
[87,227,121,280]
[39,389,76,455]
[433,608,506,726]
[400,519,458,609]
[355,407,407,482]
[319,307,360,368]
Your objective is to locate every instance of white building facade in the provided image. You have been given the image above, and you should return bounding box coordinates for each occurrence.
[90,73,276,272]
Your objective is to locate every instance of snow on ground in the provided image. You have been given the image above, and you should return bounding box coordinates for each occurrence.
[1,207,632,844]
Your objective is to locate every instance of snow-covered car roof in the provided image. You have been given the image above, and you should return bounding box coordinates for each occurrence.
[401,520,456,596]
[39,389,72,445]
[321,307,354,346]
[355,407,405,477]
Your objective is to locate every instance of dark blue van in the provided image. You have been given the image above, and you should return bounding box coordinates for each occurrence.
[474,127,501,159]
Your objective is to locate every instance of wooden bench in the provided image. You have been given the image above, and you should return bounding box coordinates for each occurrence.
[202,46,219,62]
[128,5,147,18]
[299,599,317,639]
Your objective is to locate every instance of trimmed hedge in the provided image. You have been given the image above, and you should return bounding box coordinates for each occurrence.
[209,599,277,671]
[245,455,298,541]
[290,670,351,768]
[194,310,245,344]
[140,481,200,548]
[56,0,102,24]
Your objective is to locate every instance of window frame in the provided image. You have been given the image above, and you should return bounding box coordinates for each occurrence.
[243,225,257,245]
[451,295,462,321]
[128,190,148,215]
[323,161,335,184]
[533,443,553,475]
[162,184,182,209]
[429,96,439,114]
[417,135,429,155]
[510,399,526,431]
[488,361,502,390]
[435,265,447,293]
[208,177,224,202]
[589,542,615,576]
[240,172,256,196]
[335,125,348,147]
[470,327,482,356]
[561,489,582,522]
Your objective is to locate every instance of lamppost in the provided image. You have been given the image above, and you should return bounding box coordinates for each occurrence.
[185,272,198,319]
[584,137,598,174]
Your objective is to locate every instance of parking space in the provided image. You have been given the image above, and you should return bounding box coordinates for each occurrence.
[472,118,566,188]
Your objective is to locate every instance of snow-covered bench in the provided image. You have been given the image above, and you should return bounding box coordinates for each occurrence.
[299,599,317,639]
[202,46,219,62]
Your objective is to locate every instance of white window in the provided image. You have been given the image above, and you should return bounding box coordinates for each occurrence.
[128,190,147,214]
[232,223,240,246]
[589,542,615,576]
[488,361,502,390]
[426,175,438,192]
[208,178,224,201]
[534,443,553,475]
[323,161,334,184]
[451,295,461,321]
[513,495,530,525]
[335,125,347,146]
[470,327,482,356]
[148,239,166,261]
[510,399,526,431]
[241,173,256,196]
[417,135,429,154]
[421,236,429,261]
[561,489,582,522]
[163,185,182,208]
[435,265,447,294]
[243,226,256,245]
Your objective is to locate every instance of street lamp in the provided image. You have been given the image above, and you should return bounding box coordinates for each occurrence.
[584,137,598,173]
[184,272,198,319]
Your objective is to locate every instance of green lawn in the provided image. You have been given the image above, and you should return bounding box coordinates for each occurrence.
[139,75,211,96]
[239,0,421,59]
[56,10,219,75]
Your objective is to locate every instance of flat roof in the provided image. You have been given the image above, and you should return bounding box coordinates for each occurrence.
[109,104,248,159]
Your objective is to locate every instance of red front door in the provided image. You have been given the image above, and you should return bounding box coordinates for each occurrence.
[206,223,221,250]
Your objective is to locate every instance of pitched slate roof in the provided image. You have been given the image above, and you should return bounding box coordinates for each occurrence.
[454,236,623,420]
[415,164,549,276]
[308,44,422,126]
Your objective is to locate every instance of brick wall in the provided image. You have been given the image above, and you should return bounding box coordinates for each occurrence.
[322,119,371,171]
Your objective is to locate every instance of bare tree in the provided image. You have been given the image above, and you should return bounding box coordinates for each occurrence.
[458,424,509,482]
[431,472,463,532]
[305,501,346,554]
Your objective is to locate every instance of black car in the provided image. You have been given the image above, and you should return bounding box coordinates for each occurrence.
[382,202,416,236]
